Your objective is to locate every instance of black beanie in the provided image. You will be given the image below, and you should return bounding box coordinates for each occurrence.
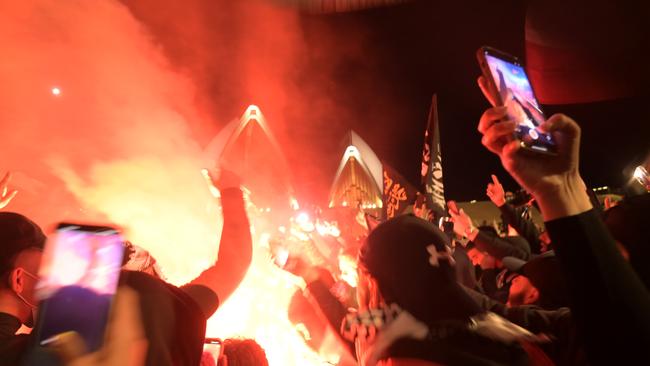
[360,214,482,327]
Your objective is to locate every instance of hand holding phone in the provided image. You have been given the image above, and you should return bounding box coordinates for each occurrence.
[203,338,224,366]
[43,287,146,366]
[477,46,557,155]
[475,50,589,219]
[32,223,125,356]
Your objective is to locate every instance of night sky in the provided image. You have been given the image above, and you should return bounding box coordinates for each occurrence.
[125,0,650,204]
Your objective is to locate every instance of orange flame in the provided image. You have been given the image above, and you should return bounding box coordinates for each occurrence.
[206,231,339,366]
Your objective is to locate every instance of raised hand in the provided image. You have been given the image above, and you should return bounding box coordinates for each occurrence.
[447,200,477,240]
[477,76,591,220]
[486,174,506,207]
[201,167,242,196]
[0,172,18,209]
[604,196,619,210]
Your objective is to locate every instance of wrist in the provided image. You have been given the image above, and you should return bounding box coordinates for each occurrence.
[534,173,592,221]
[302,267,320,284]
[465,226,479,241]
[480,262,496,270]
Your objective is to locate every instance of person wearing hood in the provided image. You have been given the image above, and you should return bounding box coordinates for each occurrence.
[354,214,537,366]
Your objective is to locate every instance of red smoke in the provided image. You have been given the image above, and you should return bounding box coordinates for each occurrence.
[121,0,381,204]
[0,1,367,364]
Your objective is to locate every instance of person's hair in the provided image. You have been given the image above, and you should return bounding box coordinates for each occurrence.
[223,338,269,366]
[0,212,46,288]
[477,225,499,236]
[120,241,165,279]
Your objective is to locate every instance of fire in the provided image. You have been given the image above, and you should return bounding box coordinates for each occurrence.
[206,206,353,366]
[205,232,330,366]
[2,1,353,364]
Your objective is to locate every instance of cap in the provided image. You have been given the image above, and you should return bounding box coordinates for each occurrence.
[502,251,569,309]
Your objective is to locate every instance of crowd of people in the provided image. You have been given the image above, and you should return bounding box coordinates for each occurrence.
[1,73,649,366]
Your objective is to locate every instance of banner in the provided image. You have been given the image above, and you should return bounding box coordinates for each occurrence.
[382,163,418,220]
[420,94,446,218]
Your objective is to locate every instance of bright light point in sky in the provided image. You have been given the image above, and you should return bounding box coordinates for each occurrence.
[51,87,61,96]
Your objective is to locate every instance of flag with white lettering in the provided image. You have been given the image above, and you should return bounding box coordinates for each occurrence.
[420,94,446,218]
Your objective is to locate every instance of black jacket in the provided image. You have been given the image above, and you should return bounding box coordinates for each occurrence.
[472,231,531,261]
[499,203,542,254]
[0,312,30,366]
[545,209,650,365]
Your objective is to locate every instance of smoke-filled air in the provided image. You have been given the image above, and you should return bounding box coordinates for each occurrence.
[0,0,369,365]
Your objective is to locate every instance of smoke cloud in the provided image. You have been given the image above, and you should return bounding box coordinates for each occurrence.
[0,0,377,282]
[0,0,218,284]
[0,1,399,363]
[122,0,381,204]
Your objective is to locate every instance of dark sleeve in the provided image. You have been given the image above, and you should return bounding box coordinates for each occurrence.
[452,247,479,290]
[545,209,650,364]
[305,279,356,357]
[478,268,508,303]
[0,334,31,366]
[472,231,531,260]
[463,285,573,343]
[499,204,542,254]
[180,284,219,319]
[463,285,508,314]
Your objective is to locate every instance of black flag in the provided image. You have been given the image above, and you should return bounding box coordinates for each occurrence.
[420,94,446,219]
[382,163,418,220]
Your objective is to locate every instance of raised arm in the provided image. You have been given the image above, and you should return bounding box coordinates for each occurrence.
[471,231,530,260]
[188,169,252,311]
[487,174,542,253]
[476,76,650,363]
[448,201,530,260]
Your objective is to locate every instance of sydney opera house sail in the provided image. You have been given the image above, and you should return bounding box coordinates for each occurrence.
[328,131,382,211]
[203,105,294,211]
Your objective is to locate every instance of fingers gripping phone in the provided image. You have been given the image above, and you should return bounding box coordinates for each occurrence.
[33,223,125,354]
[477,46,557,155]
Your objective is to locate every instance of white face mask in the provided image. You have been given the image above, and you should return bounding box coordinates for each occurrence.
[13,268,39,326]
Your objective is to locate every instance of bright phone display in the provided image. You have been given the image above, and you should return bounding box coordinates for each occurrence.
[203,338,224,365]
[34,223,124,353]
[478,46,557,154]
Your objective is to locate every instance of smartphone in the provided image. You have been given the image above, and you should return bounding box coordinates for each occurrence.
[203,338,224,365]
[477,46,557,155]
[33,223,125,353]
[438,216,454,240]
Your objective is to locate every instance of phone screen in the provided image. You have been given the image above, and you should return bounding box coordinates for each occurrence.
[482,50,556,154]
[203,338,223,365]
[34,223,124,353]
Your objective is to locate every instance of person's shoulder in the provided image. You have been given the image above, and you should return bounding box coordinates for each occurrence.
[504,236,531,253]
[0,333,31,366]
